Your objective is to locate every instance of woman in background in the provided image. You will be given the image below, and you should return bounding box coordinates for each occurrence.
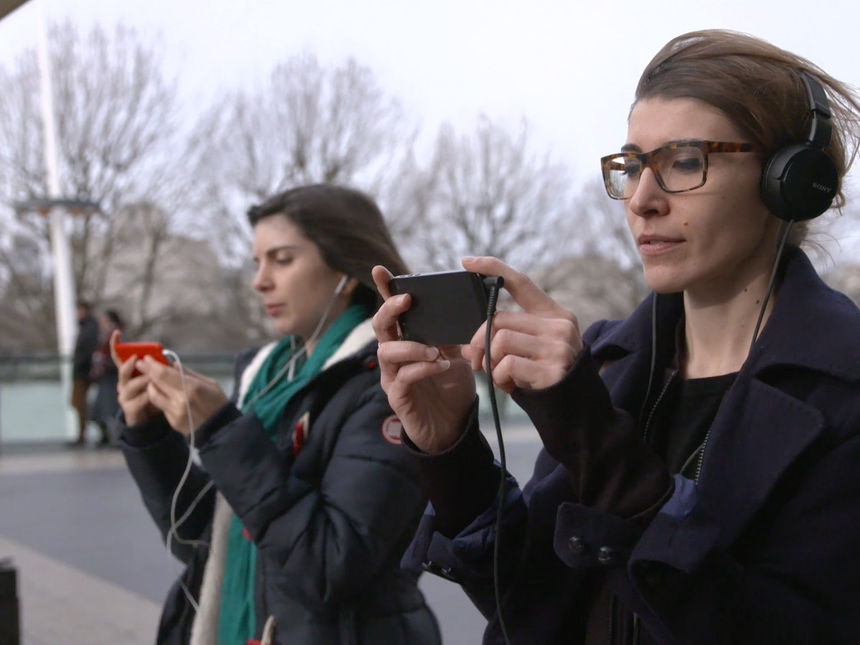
[114,184,440,644]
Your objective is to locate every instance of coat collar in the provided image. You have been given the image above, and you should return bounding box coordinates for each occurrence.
[595,249,860,551]
[589,247,860,383]
[237,319,377,405]
[322,317,376,370]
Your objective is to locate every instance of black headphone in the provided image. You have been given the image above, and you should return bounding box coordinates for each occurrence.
[760,71,839,221]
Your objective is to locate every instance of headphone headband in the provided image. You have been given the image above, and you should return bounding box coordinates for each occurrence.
[800,71,833,149]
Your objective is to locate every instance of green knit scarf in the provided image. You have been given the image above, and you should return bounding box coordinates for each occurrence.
[216,304,369,644]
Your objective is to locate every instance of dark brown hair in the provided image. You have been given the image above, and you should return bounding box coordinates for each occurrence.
[104,309,124,329]
[247,184,408,309]
[635,30,860,220]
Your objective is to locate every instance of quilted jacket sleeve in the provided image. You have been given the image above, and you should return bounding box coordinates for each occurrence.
[194,370,426,607]
[120,414,217,563]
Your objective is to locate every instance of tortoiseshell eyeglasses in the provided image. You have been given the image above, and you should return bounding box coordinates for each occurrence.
[600,140,756,200]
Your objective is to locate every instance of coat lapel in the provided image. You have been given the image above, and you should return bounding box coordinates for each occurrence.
[587,248,860,547]
[694,375,825,546]
[692,249,860,542]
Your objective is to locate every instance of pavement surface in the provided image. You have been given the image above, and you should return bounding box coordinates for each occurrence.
[0,423,542,644]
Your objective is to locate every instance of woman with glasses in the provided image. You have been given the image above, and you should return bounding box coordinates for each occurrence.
[372,30,860,643]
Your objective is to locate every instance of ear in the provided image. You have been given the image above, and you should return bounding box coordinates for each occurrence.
[342,276,360,296]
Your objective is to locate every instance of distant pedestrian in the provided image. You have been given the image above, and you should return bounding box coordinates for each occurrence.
[70,300,98,447]
[89,309,124,446]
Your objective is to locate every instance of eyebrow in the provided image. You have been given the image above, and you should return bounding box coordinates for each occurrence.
[253,244,301,262]
[265,244,300,255]
[619,139,704,154]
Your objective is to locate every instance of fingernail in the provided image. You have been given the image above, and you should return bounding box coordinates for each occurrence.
[438,359,451,369]
[425,347,440,360]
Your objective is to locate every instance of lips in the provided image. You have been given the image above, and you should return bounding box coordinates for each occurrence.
[264,303,284,316]
[637,234,684,256]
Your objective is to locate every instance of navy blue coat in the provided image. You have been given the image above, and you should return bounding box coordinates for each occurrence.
[405,249,860,643]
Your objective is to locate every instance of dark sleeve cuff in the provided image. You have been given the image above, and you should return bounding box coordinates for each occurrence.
[512,347,672,519]
[121,414,172,447]
[193,401,244,448]
[511,347,615,457]
[402,400,501,537]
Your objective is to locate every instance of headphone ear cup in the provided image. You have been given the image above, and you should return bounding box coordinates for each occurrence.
[761,144,838,221]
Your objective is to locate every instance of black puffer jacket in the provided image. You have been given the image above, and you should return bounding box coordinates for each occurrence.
[121,322,440,644]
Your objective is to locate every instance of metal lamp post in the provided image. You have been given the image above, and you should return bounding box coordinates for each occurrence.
[10,0,103,440]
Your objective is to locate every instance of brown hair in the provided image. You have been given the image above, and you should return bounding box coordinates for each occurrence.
[247,184,408,309]
[635,30,860,234]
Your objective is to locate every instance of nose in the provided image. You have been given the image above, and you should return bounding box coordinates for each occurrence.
[252,264,271,292]
[627,167,668,219]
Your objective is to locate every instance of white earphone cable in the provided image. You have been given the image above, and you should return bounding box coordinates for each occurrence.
[162,349,211,555]
[155,273,351,613]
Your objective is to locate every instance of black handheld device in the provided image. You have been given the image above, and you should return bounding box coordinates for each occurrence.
[388,270,492,345]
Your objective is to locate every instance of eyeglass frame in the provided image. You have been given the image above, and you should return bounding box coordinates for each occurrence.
[600,140,757,200]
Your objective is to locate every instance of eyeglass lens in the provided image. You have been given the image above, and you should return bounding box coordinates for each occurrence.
[605,146,706,198]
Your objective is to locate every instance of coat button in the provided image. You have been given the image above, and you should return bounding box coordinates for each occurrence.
[568,535,586,554]
[597,546,619,566]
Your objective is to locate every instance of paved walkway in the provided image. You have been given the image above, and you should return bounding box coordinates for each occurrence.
[0,534,161,645]
[0,447,163,645]
[0,426,541,645]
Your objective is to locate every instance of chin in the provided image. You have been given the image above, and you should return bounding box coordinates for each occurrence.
[642,268,685,295]
[275,324,296,337]
[268,317,292,337]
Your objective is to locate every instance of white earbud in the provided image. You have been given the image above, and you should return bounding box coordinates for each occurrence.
[333,274,349,297]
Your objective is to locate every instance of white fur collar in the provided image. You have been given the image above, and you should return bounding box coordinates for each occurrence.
[237,341,277,407]
[238,318,374,406]
[322,317,375,370]
[189,492,232,644]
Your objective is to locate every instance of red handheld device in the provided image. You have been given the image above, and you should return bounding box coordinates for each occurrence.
[112,341,169,375]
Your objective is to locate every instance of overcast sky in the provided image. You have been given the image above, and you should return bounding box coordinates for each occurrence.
[1,0,859,262]
[2,0,857,179]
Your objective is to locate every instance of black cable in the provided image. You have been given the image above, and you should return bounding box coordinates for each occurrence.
[749,220,793,355]
[636,294,659,433]
[482,275,512,645]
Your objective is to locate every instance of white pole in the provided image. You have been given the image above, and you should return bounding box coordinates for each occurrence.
[36,0,78,440]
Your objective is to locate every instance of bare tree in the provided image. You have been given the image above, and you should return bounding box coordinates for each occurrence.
[396,116,583,284]
[182,53,417,342]
[0,21,194,350]
[494,177,648,328]
[574,176,648,316]
[0,234,55,350]
[188,52,416,265]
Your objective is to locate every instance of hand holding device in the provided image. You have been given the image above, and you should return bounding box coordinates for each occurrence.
[371,265,478,453]
[108,331,164,425]
[460,256,583,392]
